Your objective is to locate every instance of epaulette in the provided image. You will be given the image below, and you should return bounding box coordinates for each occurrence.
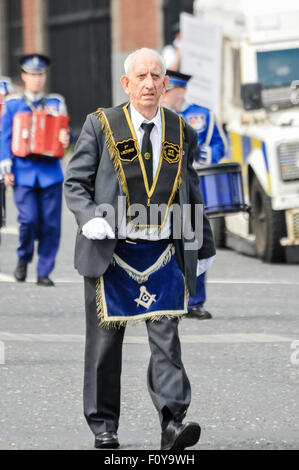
[46,93,65,103]
[5,93,23,102]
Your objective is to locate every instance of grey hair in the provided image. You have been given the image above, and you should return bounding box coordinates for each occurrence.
[124,48,166,76]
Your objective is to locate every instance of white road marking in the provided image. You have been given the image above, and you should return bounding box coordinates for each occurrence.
[0,226,18,235]
[0,274,82,283]
[178,333,296,344]
[0,331,295,344]
[0,273,15,282]
[208,279,299,285]
[0,273,298,285]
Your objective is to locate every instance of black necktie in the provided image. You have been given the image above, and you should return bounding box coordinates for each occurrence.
[141,122,155,187]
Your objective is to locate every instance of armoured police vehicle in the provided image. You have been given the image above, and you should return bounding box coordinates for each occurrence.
[183,0,299,263]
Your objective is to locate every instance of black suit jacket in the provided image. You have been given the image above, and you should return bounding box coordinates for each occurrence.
[64,109,215,296]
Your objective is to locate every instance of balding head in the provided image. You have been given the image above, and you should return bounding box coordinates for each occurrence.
[124,48,166,77]
[120,48,169,120]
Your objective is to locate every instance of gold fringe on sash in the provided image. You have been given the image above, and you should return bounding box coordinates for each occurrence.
[165,115,185,216]
[94,107,131,208]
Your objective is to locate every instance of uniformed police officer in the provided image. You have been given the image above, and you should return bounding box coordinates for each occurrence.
[0,54,70,286]
[161,70,227,320]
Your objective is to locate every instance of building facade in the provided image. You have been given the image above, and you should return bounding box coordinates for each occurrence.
[0,0,193,134]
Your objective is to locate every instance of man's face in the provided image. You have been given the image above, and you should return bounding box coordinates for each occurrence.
[120,52,169,114]
[21,72,46,94]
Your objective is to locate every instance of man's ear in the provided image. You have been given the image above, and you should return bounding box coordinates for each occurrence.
[162,75,169,94]
[120,75,130,95]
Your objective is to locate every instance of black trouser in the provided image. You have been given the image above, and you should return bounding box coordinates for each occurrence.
[83,277,191,436]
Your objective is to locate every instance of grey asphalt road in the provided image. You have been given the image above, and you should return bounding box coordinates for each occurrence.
[0,183,298,451]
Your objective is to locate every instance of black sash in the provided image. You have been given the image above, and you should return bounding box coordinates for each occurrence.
[94,102,184,229]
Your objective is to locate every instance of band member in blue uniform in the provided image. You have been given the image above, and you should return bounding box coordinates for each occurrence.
[161,70,227,320]
[0,54,70,286]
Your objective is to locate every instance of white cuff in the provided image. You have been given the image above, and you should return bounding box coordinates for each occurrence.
[196,255,215,276]
[193,144,212,166]
[82,217,115,240]
[0,159,12,176]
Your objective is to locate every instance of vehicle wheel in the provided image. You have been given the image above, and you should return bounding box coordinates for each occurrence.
[211,217,226,248]
[251,176,286,262]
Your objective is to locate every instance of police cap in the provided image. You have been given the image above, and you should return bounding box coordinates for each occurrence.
[19,53,51,74]
[166,70,191,91]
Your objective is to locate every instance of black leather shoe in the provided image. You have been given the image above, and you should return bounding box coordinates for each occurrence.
[187,305,212,320]
[94,432,119,449]
[14,262,27,282]
[161,420,201,450]
[37,276,55,287]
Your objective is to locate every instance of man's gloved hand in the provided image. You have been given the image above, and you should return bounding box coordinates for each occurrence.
[0,158,12,176]
[197,144,212,166]
[82,217,115,240]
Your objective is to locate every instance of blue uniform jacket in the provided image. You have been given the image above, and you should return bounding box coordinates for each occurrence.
[0,93,66,188]
[180,104,227,164]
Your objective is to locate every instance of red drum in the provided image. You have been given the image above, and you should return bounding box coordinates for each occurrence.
[12,110,69,158]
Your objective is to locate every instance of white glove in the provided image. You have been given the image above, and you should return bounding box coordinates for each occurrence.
[196,255,215,276]
[196,144,212,166]
[82,217,115,240]
[0,158,12,176]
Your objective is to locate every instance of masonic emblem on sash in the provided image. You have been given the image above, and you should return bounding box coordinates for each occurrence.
[134,286,157,309]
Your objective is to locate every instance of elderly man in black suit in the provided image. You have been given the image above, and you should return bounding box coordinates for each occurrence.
[64,48,215,450]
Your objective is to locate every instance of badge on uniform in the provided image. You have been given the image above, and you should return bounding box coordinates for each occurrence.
[187,113,207,132]
[116,138,138,162]
[162,141,180,164]
[115,139,138,162]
